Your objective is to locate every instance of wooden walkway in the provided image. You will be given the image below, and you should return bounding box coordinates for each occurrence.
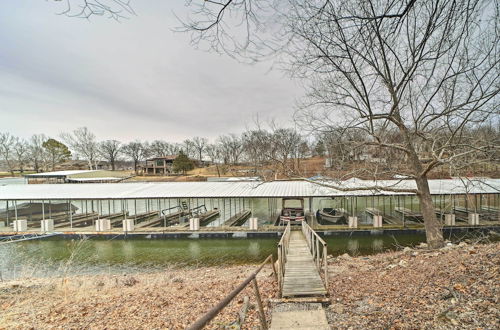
[281,230,327,297]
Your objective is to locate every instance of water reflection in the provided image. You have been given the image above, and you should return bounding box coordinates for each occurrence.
[248,241,260,257]
[0,234,429,280]
[347,240,359,255]
[188,241,201,258]
[372,238,384,251]
[122,241,136,259]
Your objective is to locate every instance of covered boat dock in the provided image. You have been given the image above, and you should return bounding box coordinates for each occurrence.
[0,178,499,234]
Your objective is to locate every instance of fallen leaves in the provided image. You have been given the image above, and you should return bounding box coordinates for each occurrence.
[0,264,278,329]
[325,241,500,329]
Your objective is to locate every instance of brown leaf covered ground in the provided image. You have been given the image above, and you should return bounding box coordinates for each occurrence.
[0,265,277,329]
[326,242,500,329]
[1,242,498,329]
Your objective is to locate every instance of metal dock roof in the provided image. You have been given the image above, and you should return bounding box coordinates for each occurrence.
[0,178,498,200]
[24,170,98,178]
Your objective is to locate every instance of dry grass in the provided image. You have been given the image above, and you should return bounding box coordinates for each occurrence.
[0,265,277,329]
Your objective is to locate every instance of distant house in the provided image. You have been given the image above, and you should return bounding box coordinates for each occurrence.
[142,156,178,176]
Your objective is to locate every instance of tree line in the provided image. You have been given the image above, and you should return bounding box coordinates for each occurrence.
[0,126,325,176]
[2,122,498,178]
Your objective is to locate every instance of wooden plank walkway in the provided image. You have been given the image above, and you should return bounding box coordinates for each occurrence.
[281,231,327,297]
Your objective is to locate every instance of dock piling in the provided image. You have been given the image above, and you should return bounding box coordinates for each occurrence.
[41,219,54,232]
[348,216,358,228]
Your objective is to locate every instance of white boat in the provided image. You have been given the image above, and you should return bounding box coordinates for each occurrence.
[317,207,346,224]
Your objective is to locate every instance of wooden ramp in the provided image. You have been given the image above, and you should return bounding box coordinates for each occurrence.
[281,230,327,298]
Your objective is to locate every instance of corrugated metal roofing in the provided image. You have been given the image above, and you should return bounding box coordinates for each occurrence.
[66,177,125,182]
[0,178,498,200]
[24,170,97,177]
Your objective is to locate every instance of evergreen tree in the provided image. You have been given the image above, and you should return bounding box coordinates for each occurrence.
[173,151,194,174]
[42,138,71,170]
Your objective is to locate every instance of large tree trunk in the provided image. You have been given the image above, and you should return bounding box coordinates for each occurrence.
[415,176,444,249]
[400,120,445,249]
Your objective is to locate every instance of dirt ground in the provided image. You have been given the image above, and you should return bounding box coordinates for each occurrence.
[1,242,498,329]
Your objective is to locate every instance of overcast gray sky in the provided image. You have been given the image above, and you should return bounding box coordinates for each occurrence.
[0,1,303,143]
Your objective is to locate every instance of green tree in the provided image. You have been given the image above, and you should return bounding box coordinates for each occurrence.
[42,138,71,171]
[173,151,194,174]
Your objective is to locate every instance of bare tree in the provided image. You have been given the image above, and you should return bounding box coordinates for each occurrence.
[205,143,222,177]
[242,129,271,171]
[61,127,100,170]
[218,134,243,165]
[0,133,16,175]
[52,0,135,20]
[184,0,499,248]
[191,136,208,164]
[167,143,182,156]
[29,134,48,173]
[149,140,172,157]
[13,138,30,173]
[272,127,301,176]
[292,0,499,248]
[182,139,195,158]
[122,141,149,174]
[99,140,122,171]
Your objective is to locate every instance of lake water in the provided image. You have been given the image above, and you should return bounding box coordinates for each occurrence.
[0,233,427,280]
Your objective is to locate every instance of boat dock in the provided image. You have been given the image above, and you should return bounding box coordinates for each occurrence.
[223,210,251,226]
[0,179,499,235]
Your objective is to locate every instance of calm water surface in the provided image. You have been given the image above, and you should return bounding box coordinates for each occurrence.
[0,234,427,280]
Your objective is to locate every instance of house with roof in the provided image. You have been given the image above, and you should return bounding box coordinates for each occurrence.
[142,156,178,176]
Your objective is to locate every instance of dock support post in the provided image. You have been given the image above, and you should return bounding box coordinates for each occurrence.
[96,219,111,232]
[252,278,267,330]
[348,216,358,228]
[468,213,479,226]
[249,217,258,230]
[373,215,383,228]
[41,219,54,232]
[189,218,200,231]
[13,219,27,232]
[444,214,455,226]
[123,219,134,232]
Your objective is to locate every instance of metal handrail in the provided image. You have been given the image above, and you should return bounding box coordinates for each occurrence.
[277,222,291,293]
[187,254,277,330]
[160,206,182,216]
[301,221,328,289]
[191,204,208,215]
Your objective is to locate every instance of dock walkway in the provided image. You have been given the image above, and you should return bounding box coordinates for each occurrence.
[281,230,327,297]
[272,223,329,329]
